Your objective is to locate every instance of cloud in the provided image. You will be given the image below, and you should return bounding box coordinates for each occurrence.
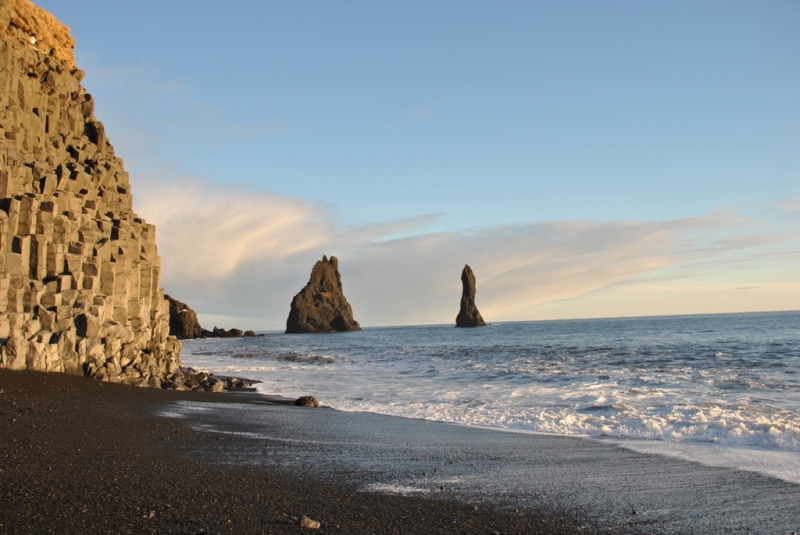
[405,106,431,119]
[134,179,800,330]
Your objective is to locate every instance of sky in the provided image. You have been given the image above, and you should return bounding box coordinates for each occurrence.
[36,0,800,329]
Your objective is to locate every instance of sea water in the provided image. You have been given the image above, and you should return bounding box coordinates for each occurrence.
[181,311,800,483]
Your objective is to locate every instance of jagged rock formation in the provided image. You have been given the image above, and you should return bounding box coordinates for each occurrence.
[166,295,257,339]
[0,0,183,384]
[286,255,360,334]
[455,264,486,328]
[165,294,208,340]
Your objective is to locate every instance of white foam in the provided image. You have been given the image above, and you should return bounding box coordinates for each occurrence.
[361,483,430,495]
[607,438,800,485]
[179,314,800,484]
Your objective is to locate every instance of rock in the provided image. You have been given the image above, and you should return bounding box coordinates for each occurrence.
[205,379,226,393]
[299,516,321,529]
[243,330,256,337]
[286,256,361,333]
[211,326,244,338]
[455,265,486,328]
[165,295,209,339]
[0,0,182,386]
[226,377,252,389]
[294,396,320,407]
[165,296,255,339]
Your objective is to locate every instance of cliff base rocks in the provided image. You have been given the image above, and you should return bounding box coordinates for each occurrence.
[455,265,486,328]
[286,255,360,334]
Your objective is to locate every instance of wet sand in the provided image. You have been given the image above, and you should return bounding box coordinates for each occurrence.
[0,369,587,534]
[161,397,800,535]
[2,369,798,534]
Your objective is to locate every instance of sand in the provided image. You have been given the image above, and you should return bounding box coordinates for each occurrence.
[0,370,586,534]
[2,369,799,534]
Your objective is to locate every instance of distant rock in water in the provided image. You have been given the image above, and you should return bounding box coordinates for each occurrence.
[166,295,208,339]
[456,265,486,328]
[166,295,256,339]
[286,256,361,334]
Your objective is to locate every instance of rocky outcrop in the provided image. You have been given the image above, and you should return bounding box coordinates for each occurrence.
[286,255,360,334]
[166,295,258,339]
[0,0,182,385]
[166,294,207,340]
[455,265,486,327]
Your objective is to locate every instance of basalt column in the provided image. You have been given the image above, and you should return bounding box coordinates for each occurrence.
[0,0,182,385]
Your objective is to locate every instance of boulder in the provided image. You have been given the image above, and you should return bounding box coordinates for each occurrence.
[455,265,486,327]
[294,396,320,407]
[286,256,361,333]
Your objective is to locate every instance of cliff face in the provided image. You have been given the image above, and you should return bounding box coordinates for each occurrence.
[0,0,182,385]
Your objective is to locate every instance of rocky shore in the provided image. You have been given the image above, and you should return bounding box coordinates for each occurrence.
[0,368,589,535]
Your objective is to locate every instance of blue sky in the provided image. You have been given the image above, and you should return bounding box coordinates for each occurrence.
[36,0,800,328]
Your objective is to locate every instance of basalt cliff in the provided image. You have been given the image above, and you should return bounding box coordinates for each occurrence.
[0,0,182,385]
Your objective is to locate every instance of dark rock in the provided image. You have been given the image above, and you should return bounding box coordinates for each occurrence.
[286,255,361,334]
[211,327,244,338]
[226,377,253,389]
[294,396,320,407]
[165,295,210,339]
[243,330,256,337]
[455,264,486,328]
[166,296,255,339]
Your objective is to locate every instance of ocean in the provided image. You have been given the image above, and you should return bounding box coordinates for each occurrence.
[181,310,800,485]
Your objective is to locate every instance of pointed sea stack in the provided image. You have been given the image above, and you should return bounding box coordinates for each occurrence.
[286,256,361,334]
[456,265,486,328]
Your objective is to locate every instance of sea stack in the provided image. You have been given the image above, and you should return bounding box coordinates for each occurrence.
[456,265,486,327]
[286,255,361,334]
[0,0,182,383]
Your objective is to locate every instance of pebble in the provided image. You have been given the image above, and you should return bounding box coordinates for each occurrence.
[299,515,321,529]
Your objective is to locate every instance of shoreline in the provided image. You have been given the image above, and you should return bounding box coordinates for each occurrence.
[159,393,800,535]
[3,370,799,534]
[0,369,591,534]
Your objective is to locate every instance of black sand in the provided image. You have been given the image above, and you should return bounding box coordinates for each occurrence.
[0,370,587,534]
[2,370,799,535]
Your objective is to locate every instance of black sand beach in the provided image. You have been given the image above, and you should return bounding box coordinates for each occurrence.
[0,370,588,535]
[2,370,799,535]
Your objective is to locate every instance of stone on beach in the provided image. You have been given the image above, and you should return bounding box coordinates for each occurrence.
[455,265,486,327]
[294,396,320,407]
[299,515,321,529]
[285,255,361,334]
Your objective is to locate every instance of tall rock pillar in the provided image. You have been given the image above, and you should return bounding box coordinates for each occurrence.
[455,264,486,328]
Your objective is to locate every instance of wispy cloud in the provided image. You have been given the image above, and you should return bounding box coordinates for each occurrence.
[135,179,800,329]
